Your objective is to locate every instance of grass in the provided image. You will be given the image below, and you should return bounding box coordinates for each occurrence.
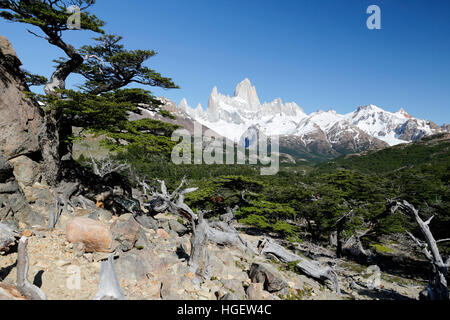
[369,243,395,254]
[279,286,314,300]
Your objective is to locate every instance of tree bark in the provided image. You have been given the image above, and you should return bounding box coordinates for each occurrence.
[258,238,340,294]
[38,31,84,186]
[93,255,126,300]
[16,237,47,300]
[188,213,211,281]
[0,223,19,254]
[149,179,257,282]
[390,200,449,300]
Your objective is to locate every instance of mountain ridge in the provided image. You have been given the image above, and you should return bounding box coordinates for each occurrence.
[174,79,447,160]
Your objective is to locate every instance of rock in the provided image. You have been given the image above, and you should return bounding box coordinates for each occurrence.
[147,280,162,298]
[0,36,17,57]
[0,37,43,160]
[135,228,152,250]
[0,155,13,182]
[249,263,289,293]
[169,219,188,235]
[66,217,113,253]
[55,211,72,231]
[87,208,112,223]
[157,228,170,240]
[24,183,53,205]
[7,192,45,227]
[110,216,141,252]
[160,275,183,300]
[0,223,18,254]
[158,218,170,232]
[184,272,195,280]
[220,279,246,300]
[9,156,40,187]
[21,229,33,237]
[0,154,45,227]
[135,214,158,231]
[246,283,264,300]
[168,230,178,239]
[114,251,149,282]
[55,260,71,267]
[118,213,134,222]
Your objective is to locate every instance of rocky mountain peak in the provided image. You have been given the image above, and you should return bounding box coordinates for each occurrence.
[174,79,444,158]
[233,78,260,108]
[396,108,413,119]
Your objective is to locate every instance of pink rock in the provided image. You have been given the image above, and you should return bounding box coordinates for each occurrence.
[66,217,113,253]
[157,229,170,240]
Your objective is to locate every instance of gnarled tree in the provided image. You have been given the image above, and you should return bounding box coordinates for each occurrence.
[389,200,449,300]
[0,0,105,185]
[0,2,178,189]
[149,178,256,281]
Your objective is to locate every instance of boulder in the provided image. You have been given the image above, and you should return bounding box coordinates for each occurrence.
[0,36,43,160]
[157,228,170,240]
[0,154,45,227]
[249,263,288,293]
[220,279,246,300]
[114,251,150,281]
[66,217,113,253]
[169,219,188,235]
[135,228,152,250]
[86,208,113,223]
[110,216,141,252]
[135,214,158,230]
[0,223,18,254]
[246,282,264,300]
[9,156,40,187]
[0,155,14,182]
[0,36,17,57]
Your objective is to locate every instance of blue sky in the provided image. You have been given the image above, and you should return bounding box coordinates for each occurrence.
[1,0,449,124]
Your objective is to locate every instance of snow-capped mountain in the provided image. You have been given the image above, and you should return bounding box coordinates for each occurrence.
[179,79,306,142]
[175,79,444,160]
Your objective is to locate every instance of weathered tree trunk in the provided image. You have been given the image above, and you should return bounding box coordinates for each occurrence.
[188,213,211,281]
[258,238,340,294]
[16,237,47,300]
[93,255,126,300]
[38,109,62,186]
[390,200,449,300]
[0,223,19,254]
[38,34,84,186]
[149,179,257,282]
[48,181,79,230]
[341,234,370,260]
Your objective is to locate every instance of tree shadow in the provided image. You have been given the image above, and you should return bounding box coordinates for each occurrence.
[175,245,189,261]
[0,261,17,282]
[356,287,416,301]
[33,270,45,288]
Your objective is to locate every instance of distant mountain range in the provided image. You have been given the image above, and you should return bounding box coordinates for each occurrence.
[152,79,448,161]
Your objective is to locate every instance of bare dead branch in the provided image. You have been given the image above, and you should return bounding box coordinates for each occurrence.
[93,255,126,300]
[16,237,47,300]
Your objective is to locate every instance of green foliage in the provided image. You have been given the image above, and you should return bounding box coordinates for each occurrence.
[62,35,178,94]
[159,109,176,120]
[279,286,314,300]
[22,70,47,87]
[369,243,395,254]
[0,1,104,34]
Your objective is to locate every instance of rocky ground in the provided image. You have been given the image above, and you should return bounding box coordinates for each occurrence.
[0,180,426,300]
